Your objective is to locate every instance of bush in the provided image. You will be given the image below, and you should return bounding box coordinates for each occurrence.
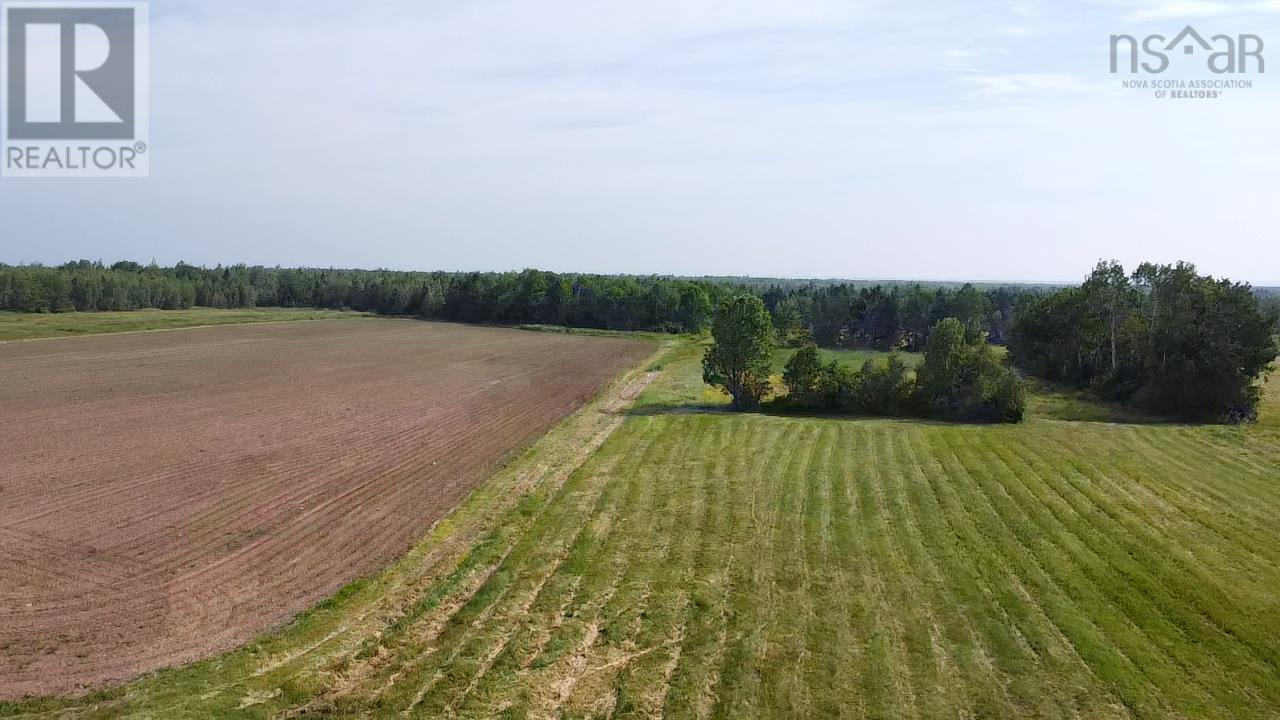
[984,366,1028,423]
[781,346,916,416]
[914,318,1026,423]
[782,344,825,407]
[776,324,1024,423]
[853,356,915,417]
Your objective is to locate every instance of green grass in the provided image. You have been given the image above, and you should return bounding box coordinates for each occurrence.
[514,324,692,344]
[1024,379,1166,424]
[770,346,923,374]
[1260,370,1280,430]
[5,340,1280,719]
[0,308,367,342]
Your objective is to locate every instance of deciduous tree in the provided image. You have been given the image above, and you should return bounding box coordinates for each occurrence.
[704,296,775,411]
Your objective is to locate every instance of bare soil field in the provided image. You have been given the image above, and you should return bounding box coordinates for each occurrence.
[0,318,651,698]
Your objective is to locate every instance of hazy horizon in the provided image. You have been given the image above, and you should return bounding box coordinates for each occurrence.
[14,257,1279,290]
[3,0,1279,285]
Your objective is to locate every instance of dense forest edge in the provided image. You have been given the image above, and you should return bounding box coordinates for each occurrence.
[0,261,1026,341]
[2,260,1276,423]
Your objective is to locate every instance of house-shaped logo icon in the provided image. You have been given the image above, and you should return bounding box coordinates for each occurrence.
[1165,25,1213,55]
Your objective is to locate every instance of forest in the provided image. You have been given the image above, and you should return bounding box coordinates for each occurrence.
[1,260,1275,423]
[1010,261,1278,422]
[0,262,720,333]
[760,282,1024,349]
[0,261,1029,344]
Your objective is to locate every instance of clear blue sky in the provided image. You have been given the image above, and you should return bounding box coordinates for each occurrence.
[3,0,1279,284]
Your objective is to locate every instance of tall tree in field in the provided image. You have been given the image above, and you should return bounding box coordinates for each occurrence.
[704,296,775,410]
[1082,260,1133,375]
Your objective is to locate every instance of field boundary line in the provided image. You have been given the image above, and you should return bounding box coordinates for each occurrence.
[260,341,673,716]
[0,315,375,345]
[1,337,669,718]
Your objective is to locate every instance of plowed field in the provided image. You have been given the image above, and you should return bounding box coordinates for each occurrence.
[0,319,651,698]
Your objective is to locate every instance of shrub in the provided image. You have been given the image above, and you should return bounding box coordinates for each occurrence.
[914,318,1026,423]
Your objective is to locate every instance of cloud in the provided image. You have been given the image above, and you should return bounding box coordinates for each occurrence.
[1128,1,1234,19]
[1119,0,1280,19]
[957,73,1097,96]
[943,49,986,73]
[1008,0,1046,17]
[3,0,1278,283]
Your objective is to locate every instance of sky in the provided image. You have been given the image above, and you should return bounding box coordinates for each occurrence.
[2,0,1279,284]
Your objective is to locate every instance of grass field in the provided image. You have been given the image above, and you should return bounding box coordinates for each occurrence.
[770,346,923,373]
[0,308,365,342]
[4,336,1279,718]
[1260,372,1280,429]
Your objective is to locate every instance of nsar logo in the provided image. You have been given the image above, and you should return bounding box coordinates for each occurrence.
[1,1,149,178]
[1111,25,1264,75]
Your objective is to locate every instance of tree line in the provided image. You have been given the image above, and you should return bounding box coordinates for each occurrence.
[1010,261,1278,422]
[704,263,1276,425]
[760,282,1026,350]
[0,262,1035,348]
[0,262,721,333]
[3,260,1275,424]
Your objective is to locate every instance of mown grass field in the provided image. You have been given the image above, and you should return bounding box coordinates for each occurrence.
[770,346,923,373]
[1261,371,1280,429]
[4,338,1279,719]
[0,308,365,342]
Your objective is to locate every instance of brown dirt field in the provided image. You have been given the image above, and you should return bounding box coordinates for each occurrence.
[0,318,652,698]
